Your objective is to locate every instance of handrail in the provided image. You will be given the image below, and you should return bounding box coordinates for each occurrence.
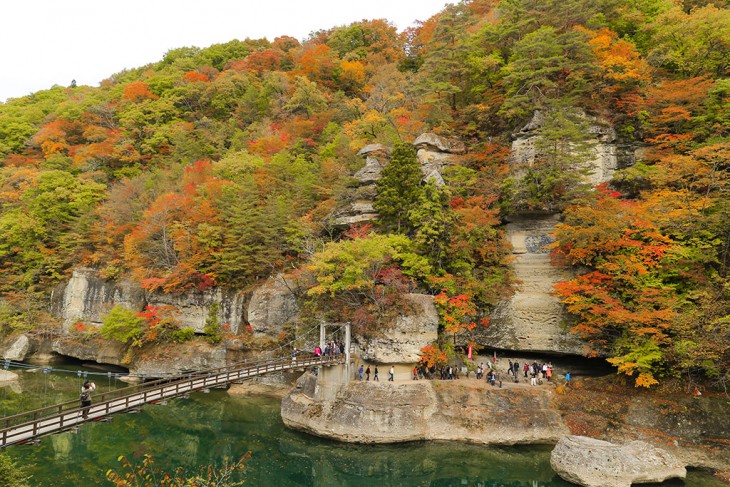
[0,353,337,447]
[0,350,294,427]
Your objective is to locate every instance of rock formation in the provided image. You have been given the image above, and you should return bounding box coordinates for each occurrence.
[357,293,439,363]
[510,110,635,185]
[282,372,568,444]
[50,268,248,334]
[550,436,686,487]
[51,268,145,330]
[2,334,32,361]
[332,143,388,227]
[333,134,463,226]
[414,132,465,186]
[247,274,299,337]
[473,213,586,354]
[0,370,19,382]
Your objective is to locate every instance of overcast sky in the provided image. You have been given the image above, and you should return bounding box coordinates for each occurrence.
[0,0,449,103]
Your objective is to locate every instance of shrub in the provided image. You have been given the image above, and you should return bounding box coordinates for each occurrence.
[170,328,196,343]
[100,306,144,345]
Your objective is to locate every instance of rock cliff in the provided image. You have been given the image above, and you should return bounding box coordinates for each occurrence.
[282,372,568,444]
[282,373,730,474]
[510,110,636,186]
[333,134,462,227]
[50,268,248,334]
[474,213,586,355]
[550,436,686,487]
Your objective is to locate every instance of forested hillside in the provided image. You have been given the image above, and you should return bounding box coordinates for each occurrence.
[0,0,727,389]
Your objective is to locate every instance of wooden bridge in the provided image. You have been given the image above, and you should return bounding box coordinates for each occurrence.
[0,354,338,448]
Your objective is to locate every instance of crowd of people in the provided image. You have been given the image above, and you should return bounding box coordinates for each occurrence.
[351,358,568,388]
[302,344,570,388]
[312,341,345,359]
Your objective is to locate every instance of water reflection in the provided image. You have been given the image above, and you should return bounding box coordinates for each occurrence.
[2,371,726,487]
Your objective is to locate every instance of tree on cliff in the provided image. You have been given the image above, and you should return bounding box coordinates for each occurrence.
[373,142,423,234]
[305,233,431,334]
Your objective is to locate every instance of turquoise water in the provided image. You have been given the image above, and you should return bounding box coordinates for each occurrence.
[1,367,725,486]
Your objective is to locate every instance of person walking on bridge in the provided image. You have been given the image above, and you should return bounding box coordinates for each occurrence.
[80,380,96,419]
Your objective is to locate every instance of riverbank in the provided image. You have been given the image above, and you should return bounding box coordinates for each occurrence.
[282,372,730,481]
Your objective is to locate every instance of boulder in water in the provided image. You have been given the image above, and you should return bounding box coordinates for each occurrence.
[550,436,686,487]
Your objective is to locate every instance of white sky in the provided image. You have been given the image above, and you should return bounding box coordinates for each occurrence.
[1,0,449,103]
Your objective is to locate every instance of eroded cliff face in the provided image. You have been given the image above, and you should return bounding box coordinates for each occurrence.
[282,372,568,444]
[50,268,248,334]
[50,268,145,330]
[333,134,463,227]
[473,213,586,355]
[510,110,636,186]
[34,267,440,376]
[357,294,439,363]
[246,274,299,337]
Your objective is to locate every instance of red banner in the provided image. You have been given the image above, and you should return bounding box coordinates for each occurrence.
[467,345,473,359]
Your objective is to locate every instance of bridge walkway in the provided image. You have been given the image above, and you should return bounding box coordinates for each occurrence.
[0,354,336,448]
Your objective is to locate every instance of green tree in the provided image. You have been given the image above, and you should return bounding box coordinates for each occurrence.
[408,181,458,270]
[204,303,222,344]
[100,306,144,345]
[503,100,595,212]
[0,452,31,487]
[374,143,423,233]
[415,4,474,112]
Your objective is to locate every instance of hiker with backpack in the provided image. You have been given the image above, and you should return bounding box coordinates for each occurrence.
[80,380,96,419]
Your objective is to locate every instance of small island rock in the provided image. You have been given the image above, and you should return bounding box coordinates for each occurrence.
[550,436,686,487]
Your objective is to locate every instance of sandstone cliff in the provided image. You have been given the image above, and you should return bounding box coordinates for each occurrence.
[282,372,568,445]
[472,213,585,355]
[282,372,730,473]
[50,268,248,334]
[333,133,462,227]
[510,109,636,186]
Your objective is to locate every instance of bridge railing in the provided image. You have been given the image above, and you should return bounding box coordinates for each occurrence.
[0,354,334,446]
[0,352,334,440]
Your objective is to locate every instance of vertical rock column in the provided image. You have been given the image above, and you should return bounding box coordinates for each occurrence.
[482,213,586,354]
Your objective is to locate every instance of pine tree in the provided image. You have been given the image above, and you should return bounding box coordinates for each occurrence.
[373,143,423,233]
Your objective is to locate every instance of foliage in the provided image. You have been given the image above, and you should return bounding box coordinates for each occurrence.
[0,0,727,388]
[170,327,196,344]
[419,344,449,368]
[101,305,182,347]
[106,452,249,487]
[100,306,144,345]
[0,452,31,487]
[204,303,222,344]
[306,233,431,334]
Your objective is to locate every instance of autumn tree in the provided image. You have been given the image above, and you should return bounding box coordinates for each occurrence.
[306,233,431,334]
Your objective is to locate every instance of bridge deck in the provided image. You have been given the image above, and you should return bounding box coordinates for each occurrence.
[0,354,335,447]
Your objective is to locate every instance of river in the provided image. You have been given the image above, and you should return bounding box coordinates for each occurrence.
[0,364,724,486]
